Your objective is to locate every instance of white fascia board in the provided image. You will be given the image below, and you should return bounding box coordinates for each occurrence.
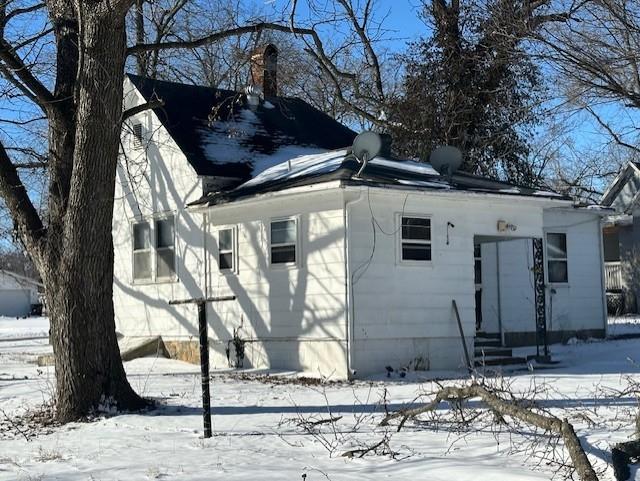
[341,183,573,208]
[188,180,344,214]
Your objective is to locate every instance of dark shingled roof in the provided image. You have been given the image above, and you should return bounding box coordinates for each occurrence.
[126,74,357,179]
[190,149,571,207]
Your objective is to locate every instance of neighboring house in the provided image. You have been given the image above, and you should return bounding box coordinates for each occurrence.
[0,270,42,317]
[113,45,607,378]
[600,161,640,313]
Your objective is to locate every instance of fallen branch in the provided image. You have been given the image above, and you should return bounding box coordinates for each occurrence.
[380,383,599,481]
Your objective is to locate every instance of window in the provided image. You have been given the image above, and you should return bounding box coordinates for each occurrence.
[546,233,568,283]
[218,228,235,271]
[155,217,175,279]
[270,218,297,265]
[132,222,151,280]
[400,216,431,262]
[132,123,144,148]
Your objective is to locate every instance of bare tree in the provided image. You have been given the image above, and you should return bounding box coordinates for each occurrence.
[0,0,402,422]
[543,0,640,190]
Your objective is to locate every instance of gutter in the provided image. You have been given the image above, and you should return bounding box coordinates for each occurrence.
[343,188,364,379]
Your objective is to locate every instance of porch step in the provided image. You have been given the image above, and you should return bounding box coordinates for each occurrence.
[474,339,502,348]
[474,356,527,367]
[474,347,513,358]
[476,332,501,339]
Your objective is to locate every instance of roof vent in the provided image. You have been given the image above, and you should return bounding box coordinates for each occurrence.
[250,44,278,98]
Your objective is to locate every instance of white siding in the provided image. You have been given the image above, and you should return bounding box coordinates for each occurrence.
[204,190,348,378]
[113,79,206,340]
[543,209,606,334]
[347,188,545,376]
[480,209,606,341]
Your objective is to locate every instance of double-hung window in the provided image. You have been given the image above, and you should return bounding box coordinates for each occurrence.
[400,216,432,262]
[270,218,297,265]
[218,228,235,271]
[546,232,568,283]
[155,217,175,279]
[132,222,151,280]
[132,216,176,282]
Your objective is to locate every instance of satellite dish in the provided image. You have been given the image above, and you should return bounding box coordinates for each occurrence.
[429,146,463,177]
[351,131,382,177]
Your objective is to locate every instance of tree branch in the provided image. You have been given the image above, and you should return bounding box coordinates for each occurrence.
[121,98,164,122]
[380,383,599,481]
[127,22,356,83]
[0,38,55,112]
[0,141,45,262]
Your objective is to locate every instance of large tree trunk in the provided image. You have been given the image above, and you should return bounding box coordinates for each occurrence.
[46,1,145,422]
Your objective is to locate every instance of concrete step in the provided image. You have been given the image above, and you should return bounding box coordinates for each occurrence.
[474,347,513,357]
[119,336,168,361]
[474,356,527,367]
[474,339,502,348]
[37,335,168,366]
[476,331,501,339]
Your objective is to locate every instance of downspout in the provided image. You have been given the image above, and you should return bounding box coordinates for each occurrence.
[344,188,364,379]
[597,217,608,337]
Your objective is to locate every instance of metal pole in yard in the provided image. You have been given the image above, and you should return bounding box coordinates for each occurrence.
[452,299,473,373]
[197,301,212,438]
[168,295,236,439]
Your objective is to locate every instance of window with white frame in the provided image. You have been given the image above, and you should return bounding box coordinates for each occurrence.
[270,218,297,265]
[155,217,175,279]
[546,232,568,283]
[132,123,144,149]
[132,221,151,280]
[218,228,235,271]
[400,216,432,262]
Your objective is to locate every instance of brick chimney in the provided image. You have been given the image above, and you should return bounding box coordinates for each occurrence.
[250,44,278,97]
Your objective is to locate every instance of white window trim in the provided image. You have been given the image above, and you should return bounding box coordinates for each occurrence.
[217,226,238,274]
[132,221,152,282]
[544,231,569,286]
[130,212,178,285]
[397,213,433,266]
[155,215,176,281]
[268,216,300,268]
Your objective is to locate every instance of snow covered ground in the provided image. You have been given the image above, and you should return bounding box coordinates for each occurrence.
[0,316,48,341]
[0,317,638,480]
[608,314,640,337]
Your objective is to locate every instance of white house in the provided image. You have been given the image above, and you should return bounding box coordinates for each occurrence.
[0,270,41,317]
[113,46,607,378]
[600,161,640,313]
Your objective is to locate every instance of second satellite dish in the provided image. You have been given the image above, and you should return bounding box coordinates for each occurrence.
[352,131,382,178]
[429,146,463,177]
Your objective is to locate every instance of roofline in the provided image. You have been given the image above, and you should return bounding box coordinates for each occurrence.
[600,161,638,206]
[189,179,574,212]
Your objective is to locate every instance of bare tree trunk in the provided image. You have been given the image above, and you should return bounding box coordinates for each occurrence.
[45,1,145,422]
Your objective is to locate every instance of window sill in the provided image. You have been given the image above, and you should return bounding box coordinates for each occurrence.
[397,260,434,267]
[132,277,178,286]
[269,262,300,270]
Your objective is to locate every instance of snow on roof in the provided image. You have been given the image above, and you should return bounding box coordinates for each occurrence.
[240,149,348,188]
[369,157,440,176]
[127,74,356,179]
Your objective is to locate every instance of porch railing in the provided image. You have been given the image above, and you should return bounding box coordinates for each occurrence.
[604,261,623,291]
